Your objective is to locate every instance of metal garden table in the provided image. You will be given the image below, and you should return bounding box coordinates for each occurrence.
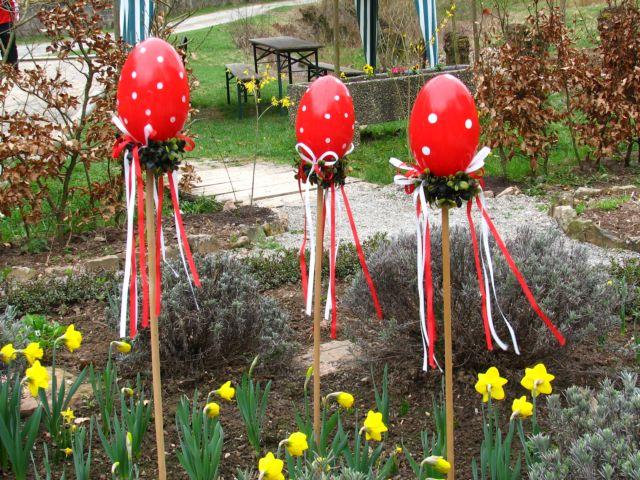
[250,36,323,98]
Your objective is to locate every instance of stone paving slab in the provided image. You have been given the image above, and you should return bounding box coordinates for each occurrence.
[188,159,361,205]
[296,339,362,377]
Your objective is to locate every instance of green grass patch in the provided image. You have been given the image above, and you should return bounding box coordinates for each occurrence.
[595,195,630,211]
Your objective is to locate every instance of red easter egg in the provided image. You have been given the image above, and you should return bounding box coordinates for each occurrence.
[408,74,480,177]
[116,38,189,144]
[295,76,355,160]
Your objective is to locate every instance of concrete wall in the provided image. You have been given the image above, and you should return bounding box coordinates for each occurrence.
[288,65,474,126]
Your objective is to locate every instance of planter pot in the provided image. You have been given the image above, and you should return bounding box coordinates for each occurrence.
[288,64,473,127]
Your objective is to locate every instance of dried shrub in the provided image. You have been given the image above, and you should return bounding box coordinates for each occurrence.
[152,255,295,371]
[475,7,560,175]
[344,227,623,368]
[0,0,126,240]
[528,372,640,479]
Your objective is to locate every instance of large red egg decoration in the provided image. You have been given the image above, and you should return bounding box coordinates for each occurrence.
[408,74,480,177]
[295,76,356,159]
[117,38,190,144]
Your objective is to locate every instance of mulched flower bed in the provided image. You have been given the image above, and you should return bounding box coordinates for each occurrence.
[582,199,640,239]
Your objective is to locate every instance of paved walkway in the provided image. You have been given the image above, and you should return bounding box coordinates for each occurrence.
[189,158,360,206]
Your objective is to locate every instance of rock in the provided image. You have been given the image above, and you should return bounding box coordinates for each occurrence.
[84,255,121,273]
[188,234,221,255]
[565,219,622,249]
[231,236,250,249]
[496,186,521,198]
[93,235,107,242]
[574,187,602,200]
[263,212,289,237]
[608,185,638,196]
[551,205,577,231]
[483,190,494,198]
[6,266,36,283]
[44,265,75,277]
[296,340,362,377]
[244,226,266,244]
[21,367,92,416]
[222,200,237,212]
[555,192,574,207]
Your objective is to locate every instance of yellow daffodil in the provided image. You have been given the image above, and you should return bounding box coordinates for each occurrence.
[0,343,17,364]
[61,408,75,424]
[22,342,43,365]
[126,432,133,460]
[280,97,292,108]
[336,392,355,409]
[258,452,285,480]
[395,446,403,454]
[362,410,388,442]
[511,396,534,420]
[25,360,50,398]
[421,455,451,474]
[203,402,220,419]
[111,341,131,354]
[475,367,508,403]
[121,387,135,397]
[521,363,555,397]
[283,431,308,457]
[215,381,235,401]
[62,447,73,457]
[59,325,82,352]
[304,366,313,392]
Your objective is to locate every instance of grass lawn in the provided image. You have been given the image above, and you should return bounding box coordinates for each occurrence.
[180,4,595,187]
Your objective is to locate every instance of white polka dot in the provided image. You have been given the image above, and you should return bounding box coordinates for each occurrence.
[334,95,340,101]
[156,82,164,90]
[179,71,184,79]
[346,90,351,97]
[422,146,431,156]
[131,71,137,79]
[181,96,186,103]
[157,56,164,63]
[344,113,349,118]
[428,113,438,124]
[302,105,307,112]
[299,127,304,133]
[324,113,331,119]
[124,118,128,125]
[169,116,176,123]
[342,143,347,149]
[140,47,146,53]
[306,87,311,93]
[325,137,331,144]
[351,124,355,130]
[131,92,138,100]
[465,119,473,129]
[145,109,151,116]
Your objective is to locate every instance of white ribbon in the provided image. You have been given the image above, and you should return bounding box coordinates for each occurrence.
[119,154,136,338]
[466,147,520,354]
[295,142,345,316]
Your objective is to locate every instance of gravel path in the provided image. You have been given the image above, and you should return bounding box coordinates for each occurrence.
[269,182,639,265]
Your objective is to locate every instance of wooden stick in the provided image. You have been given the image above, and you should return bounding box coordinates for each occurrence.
[313,186,325,443]
[441,207,455,479]
[145,168,167,480]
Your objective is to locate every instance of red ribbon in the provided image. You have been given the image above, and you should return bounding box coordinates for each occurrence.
[297,174,309,304]
[134,152,150,329]
[423,215,436,368]
[475,196,566,346]
[168,173,201,288]
[467,200,493,351]
[340,185,383,321]
[329,184,338,338]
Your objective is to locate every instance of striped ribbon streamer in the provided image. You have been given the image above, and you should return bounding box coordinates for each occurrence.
[415,0,439,66]
[120,0,154,45]
[355,0,379,68]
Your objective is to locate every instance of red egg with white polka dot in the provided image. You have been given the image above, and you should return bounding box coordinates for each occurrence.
[295,76,355,160]
[408,74,480,177]
[116,38,189,144]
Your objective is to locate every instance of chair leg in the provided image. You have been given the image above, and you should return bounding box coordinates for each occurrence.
[226,72,231,105]
[237,84,243,119]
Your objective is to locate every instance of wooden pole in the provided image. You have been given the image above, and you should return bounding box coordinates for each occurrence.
[114,0,120,41]
[441,207,455,479]
[471,0,480,63]
[312,187,325,443]
[333,0,341,75]
[450,0,461,65]
[145,168,167,480]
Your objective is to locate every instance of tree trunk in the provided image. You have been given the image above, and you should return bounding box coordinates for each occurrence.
[471,0,480,62]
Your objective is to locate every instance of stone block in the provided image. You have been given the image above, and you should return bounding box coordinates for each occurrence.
[84,255,121,273]
[574,187,602,199]
[296,340,362,377]
[6,266,36,283]
[189,234,221,255]
[551,205,577,231]
[608,185,638,196]
[496,186,522,198]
